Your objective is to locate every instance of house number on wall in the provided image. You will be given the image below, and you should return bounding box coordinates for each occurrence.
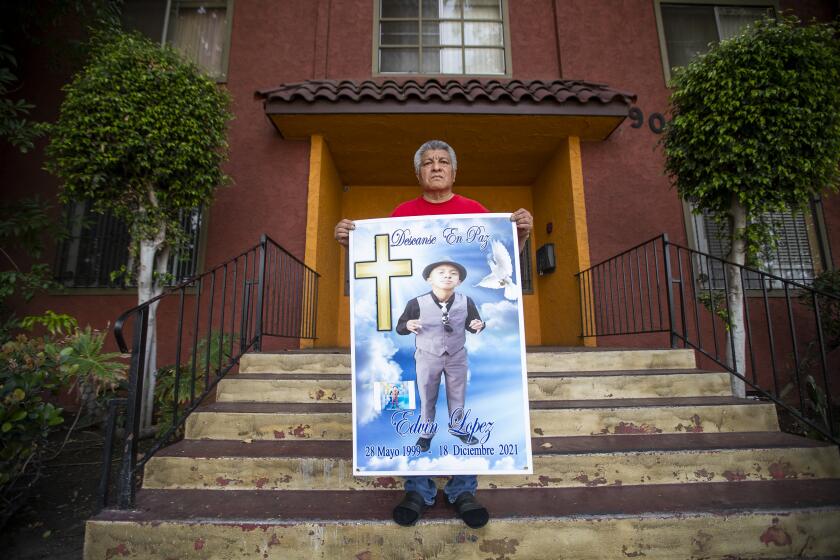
[629,107,666,134]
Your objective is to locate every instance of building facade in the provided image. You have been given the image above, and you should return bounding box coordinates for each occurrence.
[3,0,839,354]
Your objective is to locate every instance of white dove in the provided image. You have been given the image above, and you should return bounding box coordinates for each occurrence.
[477,239,520,300]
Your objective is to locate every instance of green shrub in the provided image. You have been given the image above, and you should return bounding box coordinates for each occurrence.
[0,320,128,525]
[60,325,128,422]
[0,335,66,519]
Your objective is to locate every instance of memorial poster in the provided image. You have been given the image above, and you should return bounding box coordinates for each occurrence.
[349,214,532,476]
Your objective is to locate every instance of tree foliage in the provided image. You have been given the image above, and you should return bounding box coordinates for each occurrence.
[45,30,231,250]
[45,30,232,428]
[662,15,840,398]
[0,45,41,153]
[663,15,840,248]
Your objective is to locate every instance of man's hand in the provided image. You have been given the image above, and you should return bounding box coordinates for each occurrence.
[469,319,484,334]
[510,208,533,253]
[406,319,423,333]
[334,218,355,247]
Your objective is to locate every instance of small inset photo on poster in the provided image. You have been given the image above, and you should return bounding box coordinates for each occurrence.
[374,381,416,411]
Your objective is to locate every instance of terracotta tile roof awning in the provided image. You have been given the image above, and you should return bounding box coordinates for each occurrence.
[256,79,637,117]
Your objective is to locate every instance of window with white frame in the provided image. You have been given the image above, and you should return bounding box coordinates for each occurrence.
[121,0,231,80]
[377,0,507,75]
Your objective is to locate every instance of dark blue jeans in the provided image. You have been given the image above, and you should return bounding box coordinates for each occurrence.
[404,475,477,506]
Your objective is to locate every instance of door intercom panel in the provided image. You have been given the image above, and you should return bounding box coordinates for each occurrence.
[536,243,556,275]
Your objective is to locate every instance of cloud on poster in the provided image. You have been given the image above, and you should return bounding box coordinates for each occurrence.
[465,299,519,353]
[354,297,403,426]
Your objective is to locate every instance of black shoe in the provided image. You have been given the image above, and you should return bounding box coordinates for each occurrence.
[451,492,489,529]
[393,491,433,527]
[416,436,433,452]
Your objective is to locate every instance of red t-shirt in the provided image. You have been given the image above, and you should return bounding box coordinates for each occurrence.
[390,194,488,217]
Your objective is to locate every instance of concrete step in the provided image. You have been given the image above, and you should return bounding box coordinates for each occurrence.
[142,433,840,491]
[527,348,696,372]
[185,403,353,441]
[238,348,697,374]
[85,480,840,559]
[184,397,779,441]
[216,370,732,403]
[529,370,731,399]
[239,352,350,374]
[529,397,779,436]
[217,375,351,403]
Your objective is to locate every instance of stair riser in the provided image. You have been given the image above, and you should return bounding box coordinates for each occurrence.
[239,353,350,374]
[531,404,779,436]
[530,373,731,400]
[143,447,840,491]
[527,349,696,372]
[217,379,350,403]
[238,349,696,374]
[531,405,779,436]
[185,404,778,440]
[216,373,732,403]
[185,413,353,440]
[84,512,840,560]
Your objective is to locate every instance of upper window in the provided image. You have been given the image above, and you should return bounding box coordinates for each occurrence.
[657,2,774,80]
[122,0,232,81]
[377,0,508,75]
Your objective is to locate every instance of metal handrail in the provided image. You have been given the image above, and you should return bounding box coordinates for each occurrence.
[100,234,319,509]
[577,233,839,445]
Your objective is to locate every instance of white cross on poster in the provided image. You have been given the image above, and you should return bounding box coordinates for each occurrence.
[349,214,533,476]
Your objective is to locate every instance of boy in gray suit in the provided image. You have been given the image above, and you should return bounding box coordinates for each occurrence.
[396,259,484,452]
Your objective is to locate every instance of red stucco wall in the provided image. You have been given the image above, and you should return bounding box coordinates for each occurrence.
[2,0,838,363]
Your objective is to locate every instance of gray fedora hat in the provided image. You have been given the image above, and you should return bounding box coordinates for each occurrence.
[422,260,467,281]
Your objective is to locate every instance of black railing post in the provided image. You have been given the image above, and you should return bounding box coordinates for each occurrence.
[253,235,268,351]
[117,307,149,509]
[239,252,251,353]
[96,397,125,511]
[661,234,678,348]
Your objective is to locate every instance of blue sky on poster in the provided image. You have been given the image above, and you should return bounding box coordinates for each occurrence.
[350,214,531,475]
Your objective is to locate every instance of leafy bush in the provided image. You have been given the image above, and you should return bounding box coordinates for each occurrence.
[0,320,127,526]
[0,336,66,523]
[60,325,127,423]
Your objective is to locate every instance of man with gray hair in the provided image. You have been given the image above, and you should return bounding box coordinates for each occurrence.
[335,139,533,529]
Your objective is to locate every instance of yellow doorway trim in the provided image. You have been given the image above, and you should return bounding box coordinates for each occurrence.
[531,137,593,346]
[568,137,596,348]
[301,135,343,348]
